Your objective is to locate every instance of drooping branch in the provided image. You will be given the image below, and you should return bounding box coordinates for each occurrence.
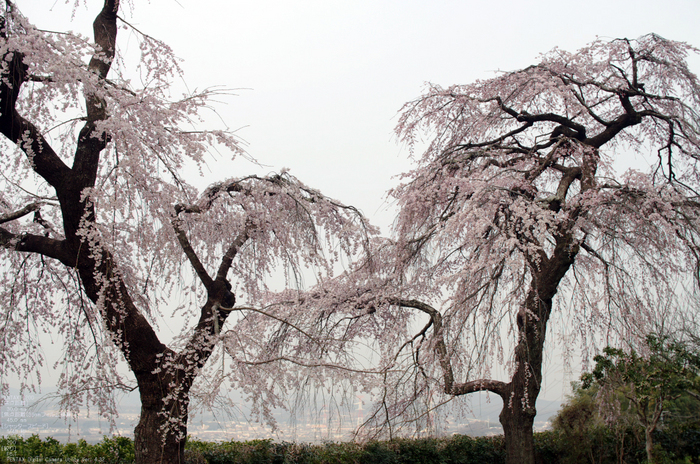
[390,297,508,397]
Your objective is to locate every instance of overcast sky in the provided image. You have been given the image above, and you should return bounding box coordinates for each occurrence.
[13,0,700,439]
[26,0,700,233]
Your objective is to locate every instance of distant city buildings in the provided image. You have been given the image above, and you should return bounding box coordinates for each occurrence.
[1,390,558,443]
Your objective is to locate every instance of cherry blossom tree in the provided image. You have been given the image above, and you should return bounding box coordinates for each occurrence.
[0,1,372,463]
[267,34,700,464]
[389,34,700,464]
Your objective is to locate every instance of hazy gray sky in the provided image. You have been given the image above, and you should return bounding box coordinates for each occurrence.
[26,0,700,233]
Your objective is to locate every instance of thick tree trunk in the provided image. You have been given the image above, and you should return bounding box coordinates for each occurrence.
[499,402,536,464]
[134,407,186,464]
[134,380,189,464]
[496,234,578,464]
[497,305,546,464]
[498,336,543,464]
[127,301,227,464]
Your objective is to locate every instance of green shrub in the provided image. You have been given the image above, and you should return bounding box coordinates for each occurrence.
[3,427,698,464]
[360,441,397,464]
[392,438,444,464]
[441,435,505,464]
[0,434,134,464]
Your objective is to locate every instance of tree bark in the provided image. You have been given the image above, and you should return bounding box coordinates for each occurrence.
[134,377,189,464]
[497,308,543,464]
[134,408,186,464]
[396,231,578,464]
[645,427,655,464]
[499,398,537,464]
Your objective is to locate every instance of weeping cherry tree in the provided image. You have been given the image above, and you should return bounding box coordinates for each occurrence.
[264,34,700,464]
[0,1,372,463]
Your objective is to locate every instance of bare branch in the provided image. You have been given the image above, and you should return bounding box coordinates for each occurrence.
[171,215,214,289]
[0,202,40,225]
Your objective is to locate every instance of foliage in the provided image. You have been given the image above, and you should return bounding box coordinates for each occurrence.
[582,334,700,463]
[582,335,700,409]
[551,371,700,464]
[0,434,507,464]
[0,434,134,463]
[551,384,644,463]
[440,435,506,464]
[550,385,615,464]
[8,431,700,464]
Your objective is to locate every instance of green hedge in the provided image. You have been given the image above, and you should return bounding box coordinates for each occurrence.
[0,435,134,463]
[184,436,506,464]
[1,429,698,464]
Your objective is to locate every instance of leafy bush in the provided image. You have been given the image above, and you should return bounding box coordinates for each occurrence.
[0,434,134,464]
[2,428,698,463]
[440,434,505,464]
